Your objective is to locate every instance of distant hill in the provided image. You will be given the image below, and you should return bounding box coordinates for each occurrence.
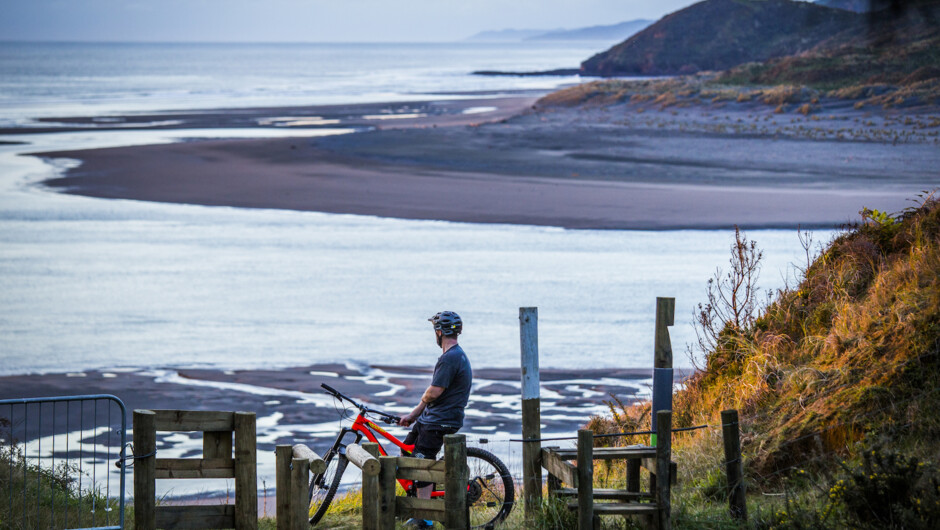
[526,19,654,41]
[465,28,550,42]
[815,0,877,11]
[466,19,653,43]
[581,0,862,76]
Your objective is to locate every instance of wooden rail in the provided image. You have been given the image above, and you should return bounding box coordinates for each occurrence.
[275,443,327,530]
[133,409,257,530]
[540,412,674,530]
[371,434,468,529]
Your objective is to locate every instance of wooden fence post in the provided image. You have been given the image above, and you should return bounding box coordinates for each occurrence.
[626,458,640,494]
[651,297,675,447]
[519,307,542,518]
[378,456,398,530]
[577,429,594,530]
[275,445,292,530]
[290,457,309,530]
[721,409,747,522]
[361,443,381,530]
[655,411,672,530]
[444,435,469,529]
[133,410,156,530]
[234,412,258,530]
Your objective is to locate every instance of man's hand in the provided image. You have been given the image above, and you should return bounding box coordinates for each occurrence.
[399,385,445,428]
[398,412,417,427]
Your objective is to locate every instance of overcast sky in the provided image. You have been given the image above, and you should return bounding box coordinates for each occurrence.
[1,0,702,42]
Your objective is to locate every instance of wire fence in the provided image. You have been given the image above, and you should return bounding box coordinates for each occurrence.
[0,395,127,530]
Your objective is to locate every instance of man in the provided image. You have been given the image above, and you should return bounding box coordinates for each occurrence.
[398,311,472,527]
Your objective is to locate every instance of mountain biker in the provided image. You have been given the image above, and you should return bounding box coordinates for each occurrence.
[398,310,473,527]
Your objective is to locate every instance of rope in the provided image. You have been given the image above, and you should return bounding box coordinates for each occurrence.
[114,443,156,468]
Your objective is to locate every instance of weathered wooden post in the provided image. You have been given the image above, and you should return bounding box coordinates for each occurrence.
[361,443,381,530]
[378,456,398,529]
[290,457,309,530]
[346,443,380,528]
[721,409,747,522]
[577,429,594,530]
[656,410,672,530]
[520,306,542,517]
[651,298,675,446]
[275,446,292,529]
[234,412,258,530]
[444,434,470,529]
[133,410,156,530]
[626,459,640,494]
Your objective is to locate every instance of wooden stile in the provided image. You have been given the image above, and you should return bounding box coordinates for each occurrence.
[444,434,469,529]
[395,457,446,484]
[292,444,327,474]
[396,497,447,521]
[347,443,380,475]
[275,445,292,530]
[154,457,235,479]
[541,448,578,488]
[290,457,309,530]
[656,410,672,530]
[577,429,594,530]
[155,505,235,530]
[234,412,258,530]
[378,457,398,529]
[152,410,235,432]
[134,409,256,530]
[134,410,156,530]
[361,443,381,530]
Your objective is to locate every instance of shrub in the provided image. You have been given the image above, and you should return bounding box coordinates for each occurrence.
[830,445,940,529]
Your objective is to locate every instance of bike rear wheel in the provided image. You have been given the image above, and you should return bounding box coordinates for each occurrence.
[463,447,515,528]
[307,450,348,525]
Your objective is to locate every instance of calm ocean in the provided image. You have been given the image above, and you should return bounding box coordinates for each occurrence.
[0,42,832,375]
[0,41,602,125]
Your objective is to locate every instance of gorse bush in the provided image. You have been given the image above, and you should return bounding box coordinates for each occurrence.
[830,444,940,529]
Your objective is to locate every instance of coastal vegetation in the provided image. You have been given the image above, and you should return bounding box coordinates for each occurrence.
[581,0,860,76]
[584,195,940,528]
[565,0,940,115]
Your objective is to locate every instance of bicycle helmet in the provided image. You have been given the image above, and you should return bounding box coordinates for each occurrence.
[428,311,462,336]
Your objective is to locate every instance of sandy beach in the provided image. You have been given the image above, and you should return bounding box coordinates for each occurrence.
[30,94,939,230]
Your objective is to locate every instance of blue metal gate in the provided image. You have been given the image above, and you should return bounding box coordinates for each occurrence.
[0,394,127,530]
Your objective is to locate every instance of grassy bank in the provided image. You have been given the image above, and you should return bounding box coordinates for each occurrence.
[582,196,940,528]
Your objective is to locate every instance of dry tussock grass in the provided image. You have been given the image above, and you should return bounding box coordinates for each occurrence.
[586,197,940,486]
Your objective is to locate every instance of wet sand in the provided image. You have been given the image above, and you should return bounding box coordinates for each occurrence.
[29,95,940,230]
[0,363,682,445]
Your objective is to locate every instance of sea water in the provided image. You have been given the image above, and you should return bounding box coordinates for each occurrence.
[0,129,833,375]
[0,42,834,374]
[0,41,601,125]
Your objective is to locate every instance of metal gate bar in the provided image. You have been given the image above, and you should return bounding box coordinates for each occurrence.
[1,394,127,530]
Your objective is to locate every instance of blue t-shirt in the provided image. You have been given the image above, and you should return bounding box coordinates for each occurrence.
[418,344,472,429]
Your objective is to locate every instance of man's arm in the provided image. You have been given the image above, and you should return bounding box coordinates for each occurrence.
[399,385,444,427]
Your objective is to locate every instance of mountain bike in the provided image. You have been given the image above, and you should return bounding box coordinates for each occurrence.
[308,383,514,528]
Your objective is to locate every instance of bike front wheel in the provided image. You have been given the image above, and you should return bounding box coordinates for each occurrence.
[464,447,515,529]
[307,450,348,525]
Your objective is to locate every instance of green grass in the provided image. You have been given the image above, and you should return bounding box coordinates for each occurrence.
[0,447,127,530]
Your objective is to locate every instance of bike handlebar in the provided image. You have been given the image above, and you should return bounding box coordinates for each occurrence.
[320,383,402,424]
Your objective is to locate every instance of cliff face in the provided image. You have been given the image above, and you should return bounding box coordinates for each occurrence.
[581,0,861,76]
